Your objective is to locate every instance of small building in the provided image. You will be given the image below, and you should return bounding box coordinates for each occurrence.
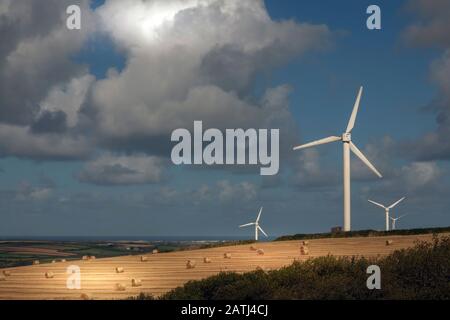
[331,226,343,233]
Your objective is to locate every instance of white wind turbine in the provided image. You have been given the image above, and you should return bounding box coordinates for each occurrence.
[239,207,268,241]
[368,197,406,231]
[390,213,408,230]
[293,87,382,231]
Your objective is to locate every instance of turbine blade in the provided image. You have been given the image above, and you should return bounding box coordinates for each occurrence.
[293,136,341,151]
[346,86,363,133]
[350,142,382,178]
[258,226,268,237]
[388,197,406,209]
[239,222,255,228]
[256,207,263,222]
[397,213,409,220]
[368,199,386,209]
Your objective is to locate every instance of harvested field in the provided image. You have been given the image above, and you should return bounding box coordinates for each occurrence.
[0,233,444,300]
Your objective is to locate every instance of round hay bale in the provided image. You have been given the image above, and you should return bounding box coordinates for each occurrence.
[250,245,257,251]
[115,267,124,273]
[45,271,54,279]
[3,270,11,277]
[89,256,96,260]
[386,240,394,246]
[140,256,148,262]
[115,283,126,291]
[51,260,56,264]
[131,278,142,287]
[82,256,89,260]
[32,260,40,265]
[302,241,309,246]
[186,260,197,269]
[80,293,91,300]
[61,259,66,263]
[256,249,265,256]
[203,257,212,263]
[224,253,232,259]
[0,275,6,281]
[152,249,159,254]
[300,246,309,255]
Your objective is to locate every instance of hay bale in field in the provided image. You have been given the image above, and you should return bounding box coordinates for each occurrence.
[131,278,142,287]
[300,246,309,255]
[89,256,96,260]
[152,249,159,254]
[302,241,309,246]
[51,260,56,264]
[33,260,40,265]
[115,283,126,291]
[45,271,54,279]
[80,293,91,300]
[224,252,232,259]
[140,256,148,262]
[0,275,5,281]
[203,257,212,263]
[256,249,265,255]
[186,260,196,269]
[250,245,257,251]
[115,267,124,273]
[61,259,66,263]
[386,240,394,246]
[3,270,11,277]
[82,255,89,260]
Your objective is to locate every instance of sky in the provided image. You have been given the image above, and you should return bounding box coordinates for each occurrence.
[0,0,449,237]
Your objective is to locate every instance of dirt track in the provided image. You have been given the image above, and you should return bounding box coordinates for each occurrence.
[0,233,443,300]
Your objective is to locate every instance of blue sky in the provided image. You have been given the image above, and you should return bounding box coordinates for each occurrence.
[0,0,449,237]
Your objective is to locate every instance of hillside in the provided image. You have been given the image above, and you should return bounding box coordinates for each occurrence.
[0,233,445,300]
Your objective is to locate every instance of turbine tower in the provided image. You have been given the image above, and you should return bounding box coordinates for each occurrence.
[293,87,382,231]
[368,197,406,231]
[239,207,268,241]
[390,213,408,230]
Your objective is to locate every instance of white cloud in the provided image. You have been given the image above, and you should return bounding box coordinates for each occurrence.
[0,124,91,160]
[91,0,331,146]
[78,153,166,185]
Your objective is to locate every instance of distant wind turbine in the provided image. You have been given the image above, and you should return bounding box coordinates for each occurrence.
[368,197,406,231]
[239,207,268,241]
[293,87,382,231]
[390,213,408,230]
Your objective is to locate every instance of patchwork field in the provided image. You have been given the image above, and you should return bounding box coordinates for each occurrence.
[0,233,443,300]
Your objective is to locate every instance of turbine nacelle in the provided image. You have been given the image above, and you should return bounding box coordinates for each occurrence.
[342,132,351,142]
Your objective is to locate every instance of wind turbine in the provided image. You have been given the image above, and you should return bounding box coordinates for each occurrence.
[239,207,268,241]
[390,213,408,230]
[368,197,406,231]
[293,87,382,231]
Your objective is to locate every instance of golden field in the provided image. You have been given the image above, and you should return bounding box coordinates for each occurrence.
[0,233,443,300]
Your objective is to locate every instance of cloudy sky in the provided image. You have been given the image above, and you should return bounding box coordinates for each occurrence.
[0,0,449,237]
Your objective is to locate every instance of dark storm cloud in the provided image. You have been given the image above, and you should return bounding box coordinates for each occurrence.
[0,0,93,126]
[400,0,450,161]
[31,110,68,134]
